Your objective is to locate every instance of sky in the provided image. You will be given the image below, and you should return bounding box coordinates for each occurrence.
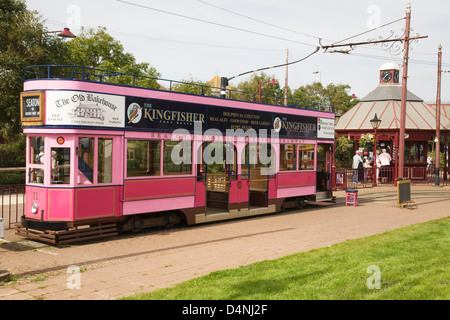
[25,0,450,103]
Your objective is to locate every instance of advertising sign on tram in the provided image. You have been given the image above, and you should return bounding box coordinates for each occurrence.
[45,90,125,128]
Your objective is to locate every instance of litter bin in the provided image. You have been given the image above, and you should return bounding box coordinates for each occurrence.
[0,218,4,239]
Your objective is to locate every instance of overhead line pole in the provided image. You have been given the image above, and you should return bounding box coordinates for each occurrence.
[319,2,428,182]
[398,2,412,180]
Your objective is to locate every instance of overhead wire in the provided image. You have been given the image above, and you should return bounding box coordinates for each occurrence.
[45,20,286,52]
[50,2,446,75]
[196,0,333,42]
[116,0,317,47]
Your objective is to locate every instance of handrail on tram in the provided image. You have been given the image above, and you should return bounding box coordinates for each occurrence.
[23,65,335,113]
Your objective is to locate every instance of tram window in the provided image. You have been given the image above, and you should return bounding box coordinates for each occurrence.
[98,138,113,183]
[242,143,275,177]
[279,144,297,171]
[163,141,192,175]
[126,140,161,177]
[201,142,237,179]
[50,148,71,184]
[28,168,44,184]
[29,136,45,164]
[78,138,95,184]
[299,145,315,170]
[28,136,45,184]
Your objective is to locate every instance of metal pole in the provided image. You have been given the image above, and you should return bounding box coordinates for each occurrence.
[284,49,289,106]
[373,128,378,186]
[435,44,442,186]
[398,2,411,180]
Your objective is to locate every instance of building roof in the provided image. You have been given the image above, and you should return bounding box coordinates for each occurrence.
[380,62,400,71]
[360,84,423,102]
[336,99,450,131]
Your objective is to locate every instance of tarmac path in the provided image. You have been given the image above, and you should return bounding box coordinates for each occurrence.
[0,185,449,300]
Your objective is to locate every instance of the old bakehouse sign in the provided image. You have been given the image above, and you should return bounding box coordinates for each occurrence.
[45,90,125,128]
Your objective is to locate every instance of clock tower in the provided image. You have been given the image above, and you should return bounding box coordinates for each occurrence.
[379,62,400,85]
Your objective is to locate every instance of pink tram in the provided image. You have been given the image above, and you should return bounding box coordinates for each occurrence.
[16,65,337,244]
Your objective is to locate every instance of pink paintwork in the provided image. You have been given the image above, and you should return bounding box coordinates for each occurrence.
[123,177,196,201]
[47,188,73,221]
[25,186,47,220]
[194,181,206,207]
[75,187,121,220]
[277,172,316,188]
[229,180,249,204]
[123,196,195,215]
[277,185,316,199]
[268,179,277,199]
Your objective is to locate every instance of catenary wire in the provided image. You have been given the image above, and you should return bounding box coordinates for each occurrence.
[115,0,317,47]
[196,0,333,42]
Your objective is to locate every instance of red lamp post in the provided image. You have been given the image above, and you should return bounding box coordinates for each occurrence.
[38,27,76,45]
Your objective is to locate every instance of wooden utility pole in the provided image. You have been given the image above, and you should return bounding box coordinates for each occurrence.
[435,44,442,186]
[398,2,411,180]
[284,49,289,106]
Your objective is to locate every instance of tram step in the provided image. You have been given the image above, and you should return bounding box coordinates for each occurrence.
[15,223,119,245]
[305,201,334,206]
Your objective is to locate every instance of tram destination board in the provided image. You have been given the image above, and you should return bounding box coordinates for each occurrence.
[20,91,45,125]
[125,96,321,139]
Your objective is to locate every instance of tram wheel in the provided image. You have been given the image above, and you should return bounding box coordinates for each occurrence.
[130,216,143,233]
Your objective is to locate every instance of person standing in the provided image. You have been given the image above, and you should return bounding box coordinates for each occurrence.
[352,150,363,184]
[378,149,392,183]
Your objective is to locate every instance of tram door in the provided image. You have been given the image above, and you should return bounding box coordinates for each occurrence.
[316,143,333,199]
[200,142,237,214]
[243,143,274,208]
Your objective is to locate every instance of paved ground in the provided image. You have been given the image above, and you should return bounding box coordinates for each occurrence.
[0,185,449,300]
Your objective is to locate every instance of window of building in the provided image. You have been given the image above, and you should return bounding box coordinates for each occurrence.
[404,142,425,163]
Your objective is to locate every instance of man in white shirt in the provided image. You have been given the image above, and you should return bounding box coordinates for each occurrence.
[378,149,392,183]
[352,150,363,183]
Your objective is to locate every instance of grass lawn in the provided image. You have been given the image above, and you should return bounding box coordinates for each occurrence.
[125,217,449,300]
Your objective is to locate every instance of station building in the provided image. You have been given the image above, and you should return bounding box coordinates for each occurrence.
[335,62,450,181]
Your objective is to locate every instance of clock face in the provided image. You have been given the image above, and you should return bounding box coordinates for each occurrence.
[393,71,399,83]
[381,70,392,82]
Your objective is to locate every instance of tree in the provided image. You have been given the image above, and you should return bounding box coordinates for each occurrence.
[0,3,161,168]
[171,76,213,96]
[292,82,358,115]
[0,0,67,138]
[230,72,283,105]
[67,27,160,89]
